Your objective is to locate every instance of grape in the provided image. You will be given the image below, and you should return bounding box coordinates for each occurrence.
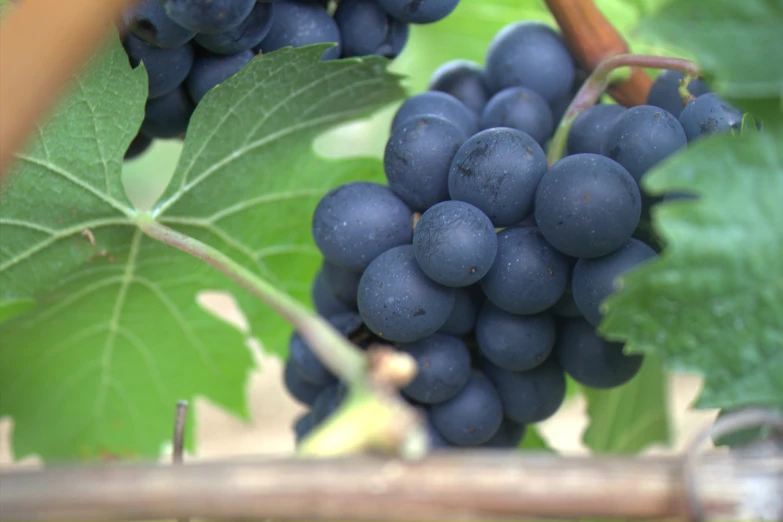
[140,86,194,139]
[534,153,641,259]
[391,91,478,138]
[647,69,710,118]
[186,49,254,104]
[400,333,472,404]
[425,412,453,449]
[256,1,341,61]
[430,370,504,446]
[289,312,362,386]
[312,182,413,273]
[125,133,153,160]
[448,128,548,227]
[334,0,409,58]
[162,0,256,34]
[321,261,362,309]
[550,282,582,318]
[483,357,566,424]
[601,105,687,183]
[412,201,497,287]
[480,87,554,146]
[429,60,490,115]
[475,302,555,372]
[283,360,324,406]
[125,35,195,99]
[358,245,455,342]
[124,0,196,48]
[485,22,575,104]
[555,317,643,389]
[572,239,656,326]
[311,382,349,424]
[480,227,569,315]
[438,285,483,336]
[482,418,526,448]
[194,2,275,55]
[293,411,315,444]
[384,116,466,212]
[678,93,743,142]
[375,0,460,24]
[311,270,353,317]
[566,104,626,155]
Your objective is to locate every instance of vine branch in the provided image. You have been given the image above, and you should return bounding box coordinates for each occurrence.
[544,0,653,107]
[0,0,138,180]
[547,54,701,165]
[1,451,780,521]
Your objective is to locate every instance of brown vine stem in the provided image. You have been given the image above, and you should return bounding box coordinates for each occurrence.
[0,0,138,181]
[1,451,781,521]
[546,54,701,166]
[544,0,653,107]
[136,215,367,384]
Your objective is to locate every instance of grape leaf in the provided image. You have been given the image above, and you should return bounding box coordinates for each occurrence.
[0,38,404,460]
[638,0,783,99]
[583,356,670,453]
[601,133,783,410]
[519,425,553,452]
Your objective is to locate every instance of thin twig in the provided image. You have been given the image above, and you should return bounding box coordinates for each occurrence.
[172,400,188,465]
[172,400,189,522]
[0,0,138,180]
[547,54,701,165]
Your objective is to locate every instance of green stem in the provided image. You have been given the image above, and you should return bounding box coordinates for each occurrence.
[677,73,698,106]
[547,54,701,166]
[137,214,367,384]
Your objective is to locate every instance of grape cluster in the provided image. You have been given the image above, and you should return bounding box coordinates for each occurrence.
[285,20,744,448]
[122,0,462,160]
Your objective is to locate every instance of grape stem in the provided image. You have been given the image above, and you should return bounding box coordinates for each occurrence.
[546,54,701,166]
[138,216,424,457]
[678,74,698,106]
[136,215,367,385]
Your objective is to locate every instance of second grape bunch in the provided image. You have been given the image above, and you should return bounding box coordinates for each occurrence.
[123,0,462,159]
[286,19,744,448]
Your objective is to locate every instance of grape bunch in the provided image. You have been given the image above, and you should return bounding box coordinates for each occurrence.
[122,0,463,160]
[284,20,745,449]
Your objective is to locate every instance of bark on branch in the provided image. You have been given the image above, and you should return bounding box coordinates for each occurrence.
[0,0,139,180]
[1,451,781,521]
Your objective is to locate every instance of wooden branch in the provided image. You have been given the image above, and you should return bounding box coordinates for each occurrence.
[544,0,653,106]
[0,0,138,181]
[1,451,781,521]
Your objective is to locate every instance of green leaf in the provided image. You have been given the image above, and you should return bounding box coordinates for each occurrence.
[519,425,553,452]
[583,356,670,453]
[0,299,35,324]
[0,39,404,460]
[639,0,783,99]
[601,132,783,410]
[151,45,403,353]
